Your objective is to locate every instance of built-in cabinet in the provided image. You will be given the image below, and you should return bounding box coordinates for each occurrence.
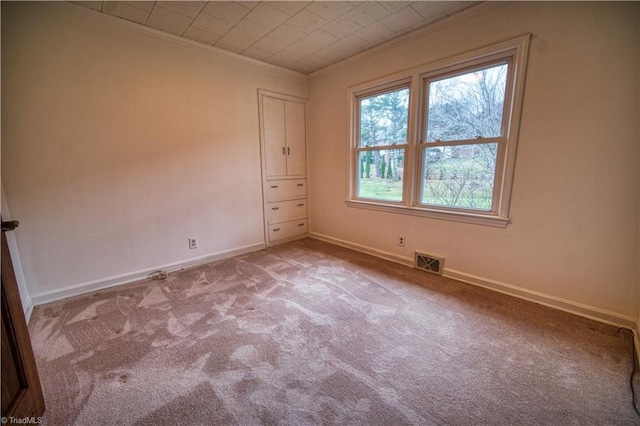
[258,90,308,246]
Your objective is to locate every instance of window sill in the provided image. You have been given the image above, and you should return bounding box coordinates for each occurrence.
[345,200,510,228]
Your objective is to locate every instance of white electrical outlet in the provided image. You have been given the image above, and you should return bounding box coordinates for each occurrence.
[188,237,198,250]
[398,236,405,247]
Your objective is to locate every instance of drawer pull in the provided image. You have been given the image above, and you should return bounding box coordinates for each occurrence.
[297,203,304,207]
[273,228,280,232]
[270,185,278,188]
[298,223,305,227]
[282,147,285,155]
[271,207,279,210]
[297,183,304,187]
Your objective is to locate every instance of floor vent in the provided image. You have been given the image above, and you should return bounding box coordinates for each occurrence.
[414,252,444,275]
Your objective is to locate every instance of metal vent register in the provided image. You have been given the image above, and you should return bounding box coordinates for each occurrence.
[414,252,444,275]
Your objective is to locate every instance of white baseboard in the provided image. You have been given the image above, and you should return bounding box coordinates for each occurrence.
[310,232,414,268]
[444,269,637,329]
[31,242,266,306]
[309,232,637,330]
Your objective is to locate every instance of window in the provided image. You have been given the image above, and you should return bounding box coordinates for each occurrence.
[355,84,409,202]
[348,36,530,227]
[420,62,509,211]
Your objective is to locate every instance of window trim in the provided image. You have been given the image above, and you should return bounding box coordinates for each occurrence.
[346,35,531,228]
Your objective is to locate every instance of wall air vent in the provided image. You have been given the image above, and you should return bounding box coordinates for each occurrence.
[414,252,444,275]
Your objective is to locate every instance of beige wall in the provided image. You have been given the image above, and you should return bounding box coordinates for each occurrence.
[3,2,639,324]
[1,2,306,300]
[307,2,640,320]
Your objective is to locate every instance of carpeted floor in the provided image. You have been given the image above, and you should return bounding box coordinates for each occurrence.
[29,238,639,425]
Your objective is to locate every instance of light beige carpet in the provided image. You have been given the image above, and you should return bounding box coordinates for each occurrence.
[29,239,638,425]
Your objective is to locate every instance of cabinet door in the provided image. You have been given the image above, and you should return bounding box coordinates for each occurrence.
[263,96,287,179]
[285,101,306,177]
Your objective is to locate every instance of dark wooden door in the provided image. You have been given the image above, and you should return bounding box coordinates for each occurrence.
[1,228,45,419]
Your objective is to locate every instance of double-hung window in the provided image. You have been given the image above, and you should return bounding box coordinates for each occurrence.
[419,60,510,212]
[348,36,530,227]
[355,82,410,203]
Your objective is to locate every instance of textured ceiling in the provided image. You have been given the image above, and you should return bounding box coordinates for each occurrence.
[71,1,479,74]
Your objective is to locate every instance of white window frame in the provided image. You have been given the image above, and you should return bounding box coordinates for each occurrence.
[352,78,412,205]
[346,35,530,228]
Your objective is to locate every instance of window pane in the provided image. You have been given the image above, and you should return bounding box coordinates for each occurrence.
[359,88,409,148]
[422,143,497,210]
[426,63,507,142]
[357,149,404,201]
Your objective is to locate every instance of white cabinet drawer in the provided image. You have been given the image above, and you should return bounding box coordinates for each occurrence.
[266,179,306,202]
[269,219,308,242]
[267,199,307,223]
